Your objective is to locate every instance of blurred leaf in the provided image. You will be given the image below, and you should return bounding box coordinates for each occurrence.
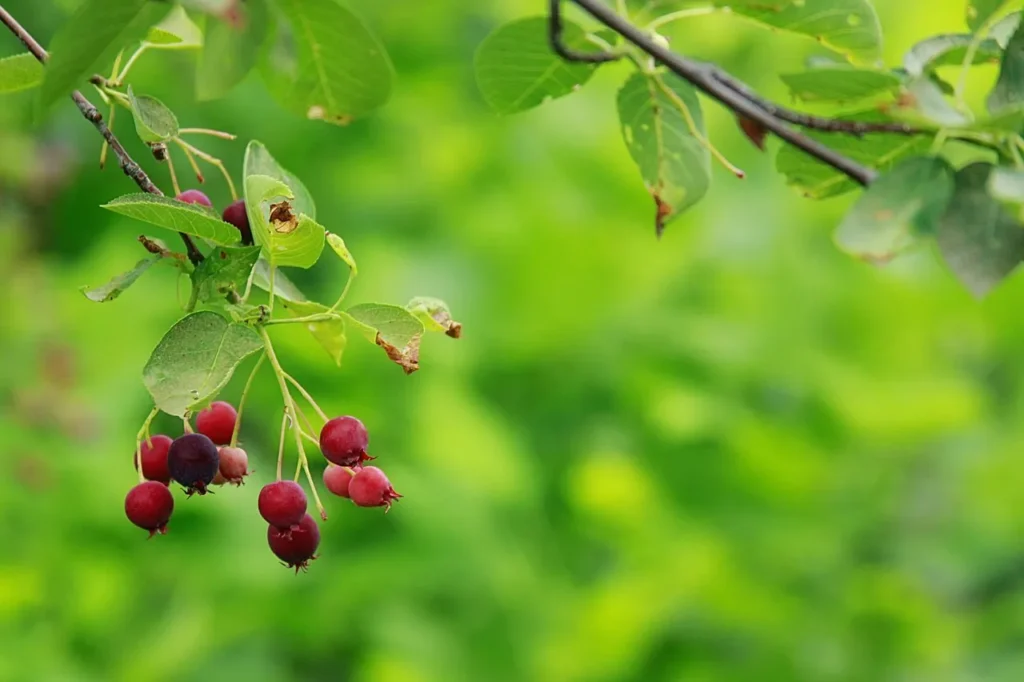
[282,299,346,365]
[251,258,306,302]
[80,255,160,302]
[780,67,901,101]
[143,311,263,416]
[263,0,393,123]
[968,0,1022,30]
[244,174,324,268]
[179,0,234,14]
[903,34,1002,76]
[145,4,203,49]
[102,193,241,245]
[474,17,599,115]
[196,0,268,100]
[325,232,357,276]
[835,156,954,263]
[987,165,1024,202]
[937,162,1024,297]
[344,303,424,374]
[127,86,179,143]
[617,70,710,235]
[407,296,462,338]
[243,140,315,219]
[988,20,1024,112]
[0,53,43,94]
[894,77,972,126]
[990,11,1022,44]
[190,244,261,304]
[972,103,1024,130]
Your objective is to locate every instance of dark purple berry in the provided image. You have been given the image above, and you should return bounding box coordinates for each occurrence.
[258,480,307,529]
[319,416,371,467]
[195,401,237,445]
[349,466,401,511]
[134,434,172,485]
[323,464,354,498]
[267,513,320,572]
[176,189,212,207]
[125,481,174,537]
[218,446,250,485]
[167,433,220,495]
[221,199,253,245]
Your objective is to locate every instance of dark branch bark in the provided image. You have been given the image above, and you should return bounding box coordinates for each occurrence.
[548,0,621,63]
[0,4,204,265]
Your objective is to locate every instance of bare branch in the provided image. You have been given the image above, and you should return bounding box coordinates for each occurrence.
[548,0,621,63]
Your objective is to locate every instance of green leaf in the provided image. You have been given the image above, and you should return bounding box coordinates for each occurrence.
[987,165,1024,202]
[988,20,1024,112]
[474,17,600,115]
[779,67,901,102]
[282,299,347,365]
[145,4,203,49]
[196,0,268,100]
[834,156,954,264]
[968,0,1022,30]
[972,103,1024,131]
[143,311,263,416]
[326,232,357,276]
[617,70,710,235]
[937,162,1024,297]
[190,244,261,304]
[990,12,1022,45]
[242,140,315,219]
[893,77,972,126]
[243,174,325,268]
[251,258,307,302]
[38,0,168,113]
[102,193,242,246]
[903,34,1003,76]
[407,296,462,338]
[0,53,44,94]
[127,86,179,143]
[80,255,161,302]
[262,0,393,123]
[343,303,424,374]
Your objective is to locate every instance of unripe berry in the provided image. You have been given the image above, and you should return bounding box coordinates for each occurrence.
[195,401,237,445]
[167,433,220,495]
[221,199,253,245]
[125,481,174,536]
[319,416,371,467]
[323,464,354,498]
[217,446,250,485]
[349,466,401,511]
[258,480,307,529]
[176,189,212,207]
[267,513,320,572]
[134,434,172,485]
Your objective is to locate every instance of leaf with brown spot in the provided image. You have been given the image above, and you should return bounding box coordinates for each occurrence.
[376,332,420,375]
[407,296,462,338]
[342,303,425,374]
[269,200,298,234]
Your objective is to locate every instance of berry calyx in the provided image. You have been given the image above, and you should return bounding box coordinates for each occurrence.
[349,466,401,511]
[125,481,174,537]
[195,401,237,445]
[322,464,354,498]
[134,434,172,485]
[176,189,212,207]
[217,446,250,485]
[167,433,220,495]
[319,416,371,467]
[258,480,307,529]
[267,513,320,572]
[221,199,253,245]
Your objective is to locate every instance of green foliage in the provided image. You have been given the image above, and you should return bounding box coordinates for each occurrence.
[79,255,162,302]
[282,299,347,364]
[988,19,1024,112]
[196,0,268,100]
[127,86,179,143]
[903,34,1002,75]
[243,174,325,268]
[344,303,425,374]
[780,67,901,102]
[326,232,357,277]
[243,140,316,219]
[968,0,1022,29]
[145,4,203,50]
[0,52,43,93]
[190,244,262,305]
[102,193,242,246]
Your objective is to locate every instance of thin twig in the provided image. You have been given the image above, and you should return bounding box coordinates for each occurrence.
[549,0,621,63]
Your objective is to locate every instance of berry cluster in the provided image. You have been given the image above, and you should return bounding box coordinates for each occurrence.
[177,189,253,245]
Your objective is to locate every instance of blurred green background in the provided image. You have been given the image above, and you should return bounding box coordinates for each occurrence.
[3,1,1024,680]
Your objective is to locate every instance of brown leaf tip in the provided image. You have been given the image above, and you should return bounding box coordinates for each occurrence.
[654,194,673,238]
[269,201,299,234]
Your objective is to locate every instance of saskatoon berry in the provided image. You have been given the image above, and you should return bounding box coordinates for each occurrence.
[319,416,371,467]
[349,466,401,511]
[195,401,237,445]
[221,199,253,245]
[176,189,212,207]
[125,481,174,537]
[267,513,320,572]
[322,464,354,498]
[258,480,307,529]
[133,434,172,485]
[167,433,220,495]
[217,446,250,485]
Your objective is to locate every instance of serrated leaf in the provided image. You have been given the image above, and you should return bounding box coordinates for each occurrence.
[145,4,203,49]
[835,156,954,264]
[407,296,462,338]
[937,162,1024,297]
[80,255,161,302]
[343,303,424,374]
[242,140,315,219]
[251,258,307,302]
[780,67,901,102]
[128,86,179,143]
[988,19,1024,112]
[103,193,241,245]
[903,34,1003,76]
[243,174,324,268]
[190,244,261,304]
[894,77,972,126]
[0,53,44,94]
[282,299,346,365]
[326,232,357,276]
[617,70,710,235]
[262,0,393,123]
[38,0,168,113]
[968,0,1023,30]
[196,0,268,100]
[143,311,263,416]
[474,17,600,115]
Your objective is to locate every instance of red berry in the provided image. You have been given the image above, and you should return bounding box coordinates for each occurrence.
[258,480,307,529]
[349,466,401,511]
[176,189,212,207]
[323,464,354,498]
[167,433,220,495]
[125,481,174,537]
[267,513,320,572]
[133,434,172,485]
[218,446,250,485]
[221,199,253,245]
[195,401,237,445]
[319,416,371,467]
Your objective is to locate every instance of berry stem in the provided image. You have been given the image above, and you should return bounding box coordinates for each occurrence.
[166,148,182,196]
[179,127,237,140]
[99,101,115,169]
[134,406,160,483]
[276,410,289,481]
[113,43,148,86]
[263,312,342,326]
[182,418,193,434]
[173,138,238,200]
[282,372,329,423]
[179,141,205,184]
[231,352,266,448]
[267,264,277,315]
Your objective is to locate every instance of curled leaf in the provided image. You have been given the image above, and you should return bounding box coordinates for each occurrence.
[407,297,462,338]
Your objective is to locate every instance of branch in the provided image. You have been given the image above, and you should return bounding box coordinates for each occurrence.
[0,4,204,265]
[548,0,621,63]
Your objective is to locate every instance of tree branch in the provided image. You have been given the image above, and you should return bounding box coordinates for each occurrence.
[548,0,621,63]
[0,4,204,265]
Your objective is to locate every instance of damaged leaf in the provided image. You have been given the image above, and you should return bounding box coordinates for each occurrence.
[407,297,462,338]
[343,303,424,374]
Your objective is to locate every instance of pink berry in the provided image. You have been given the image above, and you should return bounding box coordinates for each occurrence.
[258,480,307,529]
[133,434,172,485]
[349,466,401,511]
[217,446,250,485]
[267,513,320,572]
[322,464,354,498]
[176,189,212,207]
[195,401,237,445]
[125,481,174,537]
[167,433,220,496]
[221,199,253,245]
[319,416,371,467]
